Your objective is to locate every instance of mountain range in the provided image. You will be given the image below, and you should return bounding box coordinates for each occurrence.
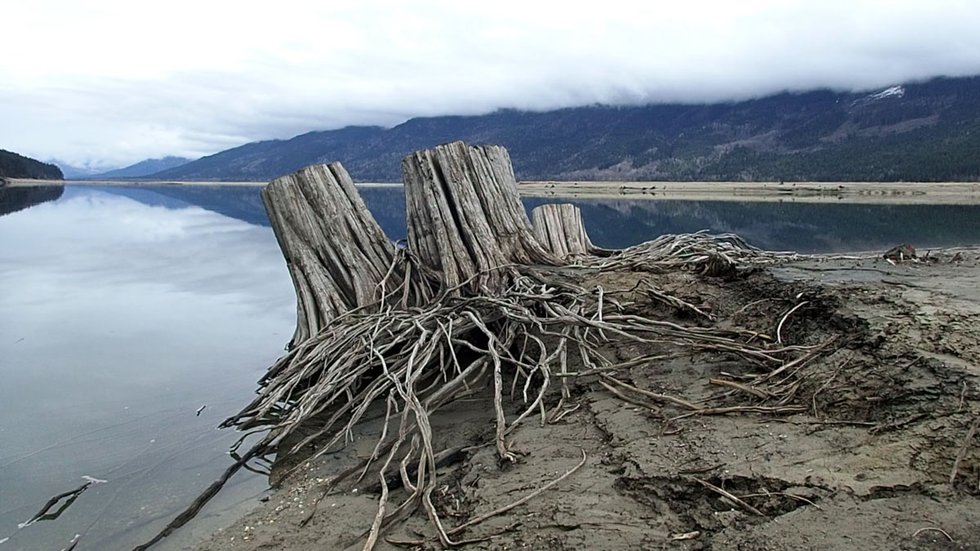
[89,156,192,179]
[148,75,980,183]
[49,156,191,179]
[50,161,105,179]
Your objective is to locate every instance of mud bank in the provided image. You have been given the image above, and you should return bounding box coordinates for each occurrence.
[195,248,980,551]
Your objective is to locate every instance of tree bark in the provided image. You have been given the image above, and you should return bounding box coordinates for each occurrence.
[530,203,598,259]
[401,141,560,294]
[262,163,398,347]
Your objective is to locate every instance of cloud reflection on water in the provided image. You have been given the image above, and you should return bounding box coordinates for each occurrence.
[0,187,295,550]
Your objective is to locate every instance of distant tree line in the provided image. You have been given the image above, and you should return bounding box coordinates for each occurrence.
[0,149,64,180]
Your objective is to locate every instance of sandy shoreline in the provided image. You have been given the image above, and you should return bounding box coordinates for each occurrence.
[6,178,980,204]
[189,247,980,551]
[520,180,980,204]
[0,178,404,189]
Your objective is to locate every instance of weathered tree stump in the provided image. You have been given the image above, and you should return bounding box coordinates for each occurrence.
[263,163,398,347]
[402,141,561,294]
[139,141,830,551]
[531,203,599,259]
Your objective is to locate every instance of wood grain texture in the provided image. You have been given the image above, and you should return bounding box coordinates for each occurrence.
[262,163,397,346]
[531,203,596,259]
[402,141,560,294]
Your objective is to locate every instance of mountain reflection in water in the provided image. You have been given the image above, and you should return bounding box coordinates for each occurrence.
[86,184,980,253]
[521,197,980,253]
[0,186,295,550]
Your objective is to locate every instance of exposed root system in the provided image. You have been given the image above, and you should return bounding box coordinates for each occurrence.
[136,142,979,550]
[138,233,861,550]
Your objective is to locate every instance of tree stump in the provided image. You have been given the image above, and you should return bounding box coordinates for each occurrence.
[262,163,398,347]
[531,203,599,259]
[139,142,828,551]
[401,141,560,294]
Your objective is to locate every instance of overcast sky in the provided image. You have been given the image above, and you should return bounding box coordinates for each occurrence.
[3,0,980,169]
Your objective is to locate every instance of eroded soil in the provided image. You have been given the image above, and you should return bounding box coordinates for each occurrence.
[196,249,980,551]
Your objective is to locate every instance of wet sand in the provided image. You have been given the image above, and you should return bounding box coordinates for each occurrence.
[194,248,980,551]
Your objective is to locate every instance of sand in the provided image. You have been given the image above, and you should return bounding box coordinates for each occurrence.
[519,181,980,204]
[189,246,980,551]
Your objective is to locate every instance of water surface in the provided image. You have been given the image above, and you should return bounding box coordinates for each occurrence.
[521,197,980,252]
[0,186,295,550]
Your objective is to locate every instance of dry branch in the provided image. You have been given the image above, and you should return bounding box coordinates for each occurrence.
[911,526,954,542]
[687,476,766,517]
[776,300,810,344]
[21,482,91,528]
[950,417,980,486]
[447,449,588,537]
[600,374,699,410]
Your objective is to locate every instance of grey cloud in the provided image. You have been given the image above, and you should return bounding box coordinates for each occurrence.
[3,1,980,167]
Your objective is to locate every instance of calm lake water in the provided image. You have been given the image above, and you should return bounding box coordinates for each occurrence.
[0,186,295,550]
[2,184,980,550]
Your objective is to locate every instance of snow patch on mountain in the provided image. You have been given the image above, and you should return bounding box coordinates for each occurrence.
[868,85,906,100]
[851,85,906,107]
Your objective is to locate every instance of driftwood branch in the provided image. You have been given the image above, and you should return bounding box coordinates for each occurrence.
[950,417,980,486]
[21,482,91,528]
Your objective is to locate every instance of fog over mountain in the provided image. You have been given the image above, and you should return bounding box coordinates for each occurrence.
[89,157,192,179]
[151,76,980,183]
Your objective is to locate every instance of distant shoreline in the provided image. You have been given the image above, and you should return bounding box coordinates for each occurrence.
[520,180,980,205]
[0,177,403,189]
[5,178,980,204]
